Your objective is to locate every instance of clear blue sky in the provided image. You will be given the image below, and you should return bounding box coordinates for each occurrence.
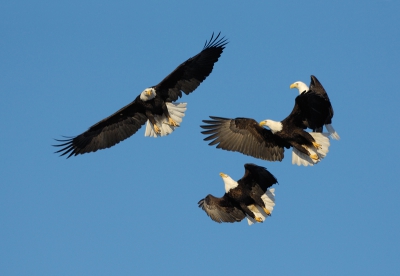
[1,1,399,275]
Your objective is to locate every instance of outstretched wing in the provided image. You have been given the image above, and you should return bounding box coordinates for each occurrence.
[239,163,278,193]
[54,99,147,158]
[198,194,245,223]
[201,116,285,161]
[155,32,227,102]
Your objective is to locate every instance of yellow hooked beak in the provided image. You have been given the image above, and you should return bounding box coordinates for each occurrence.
[259,121,266,127]
[219,172,228,178]
[145,89,152,96]
[290,83,297,89]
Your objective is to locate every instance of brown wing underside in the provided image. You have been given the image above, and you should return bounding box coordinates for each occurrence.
[201,116,285,161]
[54,100,147,158]
[198,194,245,223]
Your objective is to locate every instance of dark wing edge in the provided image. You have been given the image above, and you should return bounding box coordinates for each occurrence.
[200,116,284,161]
[198,194,245,223]
[309,75,329,98]
[53,101,148,158]
[156,33,228,102]
[202,32,228,51]
[240,163,278,192]
[309,75,334,126]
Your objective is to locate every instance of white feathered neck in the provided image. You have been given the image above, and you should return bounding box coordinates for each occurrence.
[220,173,239,193]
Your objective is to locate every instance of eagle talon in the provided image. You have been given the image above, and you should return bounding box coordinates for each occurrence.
[168,117,179,127]
[153,124,161,134]
[255,217,263,223]
[263,207,271,216]
[312,141,322,149]
[310,154,319,161]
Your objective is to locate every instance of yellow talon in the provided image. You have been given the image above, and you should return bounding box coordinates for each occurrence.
[153,124,161,134]
[168,117,179,127]
[312,141,322,149]
[263,207,271,216]
[310,154,319,161]
[255,217,263,223]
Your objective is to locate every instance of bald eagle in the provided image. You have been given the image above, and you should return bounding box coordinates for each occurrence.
[201,114,330,166]
[290,75,340,140]
[198,163,277,225]
[54,33,227,158]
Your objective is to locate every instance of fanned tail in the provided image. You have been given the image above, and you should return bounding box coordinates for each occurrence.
[246,188,276,225]
[292,132,330,166]
[144,103,187,137]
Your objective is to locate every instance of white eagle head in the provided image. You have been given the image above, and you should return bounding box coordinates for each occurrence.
[290,81,309,94]
[140,88,156,101]
[259,119,283,134]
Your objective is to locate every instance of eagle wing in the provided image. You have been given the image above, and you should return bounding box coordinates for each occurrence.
[307,75,334,129]
[285,76,333,132]
[198,194,245,223]
[201,116,285,161]
[154,33,227,102]
[285,75,334,131]
[54,99,147,158]
[281,98,308,129]
[239,163,278,194]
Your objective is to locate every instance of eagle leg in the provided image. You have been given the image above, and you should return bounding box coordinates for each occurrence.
[302,145,320,161]
[167,116,179,127]
[310,154,319,161]
[153,124,161,134]
[312,141,322,149]
[263,207,271,216]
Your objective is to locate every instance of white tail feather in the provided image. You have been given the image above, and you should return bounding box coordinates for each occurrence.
[144,102,187,137]
[246,188,276,225]
[325,124,340,140]
[292,132,330,166]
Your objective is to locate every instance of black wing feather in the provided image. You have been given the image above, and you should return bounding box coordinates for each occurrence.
[155,32,227,102]
[239,163,278,193]
[54,100,147,158]
[286,75,334,131]
[198,194,245,223]
[201,116,285,161]
[307,75,334,129]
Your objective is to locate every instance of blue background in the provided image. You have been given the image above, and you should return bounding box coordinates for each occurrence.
[1,1,399,275]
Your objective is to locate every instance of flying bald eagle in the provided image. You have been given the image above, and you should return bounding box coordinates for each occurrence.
[290,75,340,140]
[198,163,277,225]
[54,33,227,158]
[201,114,330,166]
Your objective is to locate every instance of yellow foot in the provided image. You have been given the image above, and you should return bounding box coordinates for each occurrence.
[263,207,271,216]
[310,154,319,161]
[153,124,161,134]
[312,141,322,149]
[255,217,263,223]
[168,117,179,127]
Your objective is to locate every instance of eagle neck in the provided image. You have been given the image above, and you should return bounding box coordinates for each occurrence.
[223,176,239,193]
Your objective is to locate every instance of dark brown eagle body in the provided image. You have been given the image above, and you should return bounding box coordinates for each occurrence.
[275,113,318,156]
[291,75,338,138]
